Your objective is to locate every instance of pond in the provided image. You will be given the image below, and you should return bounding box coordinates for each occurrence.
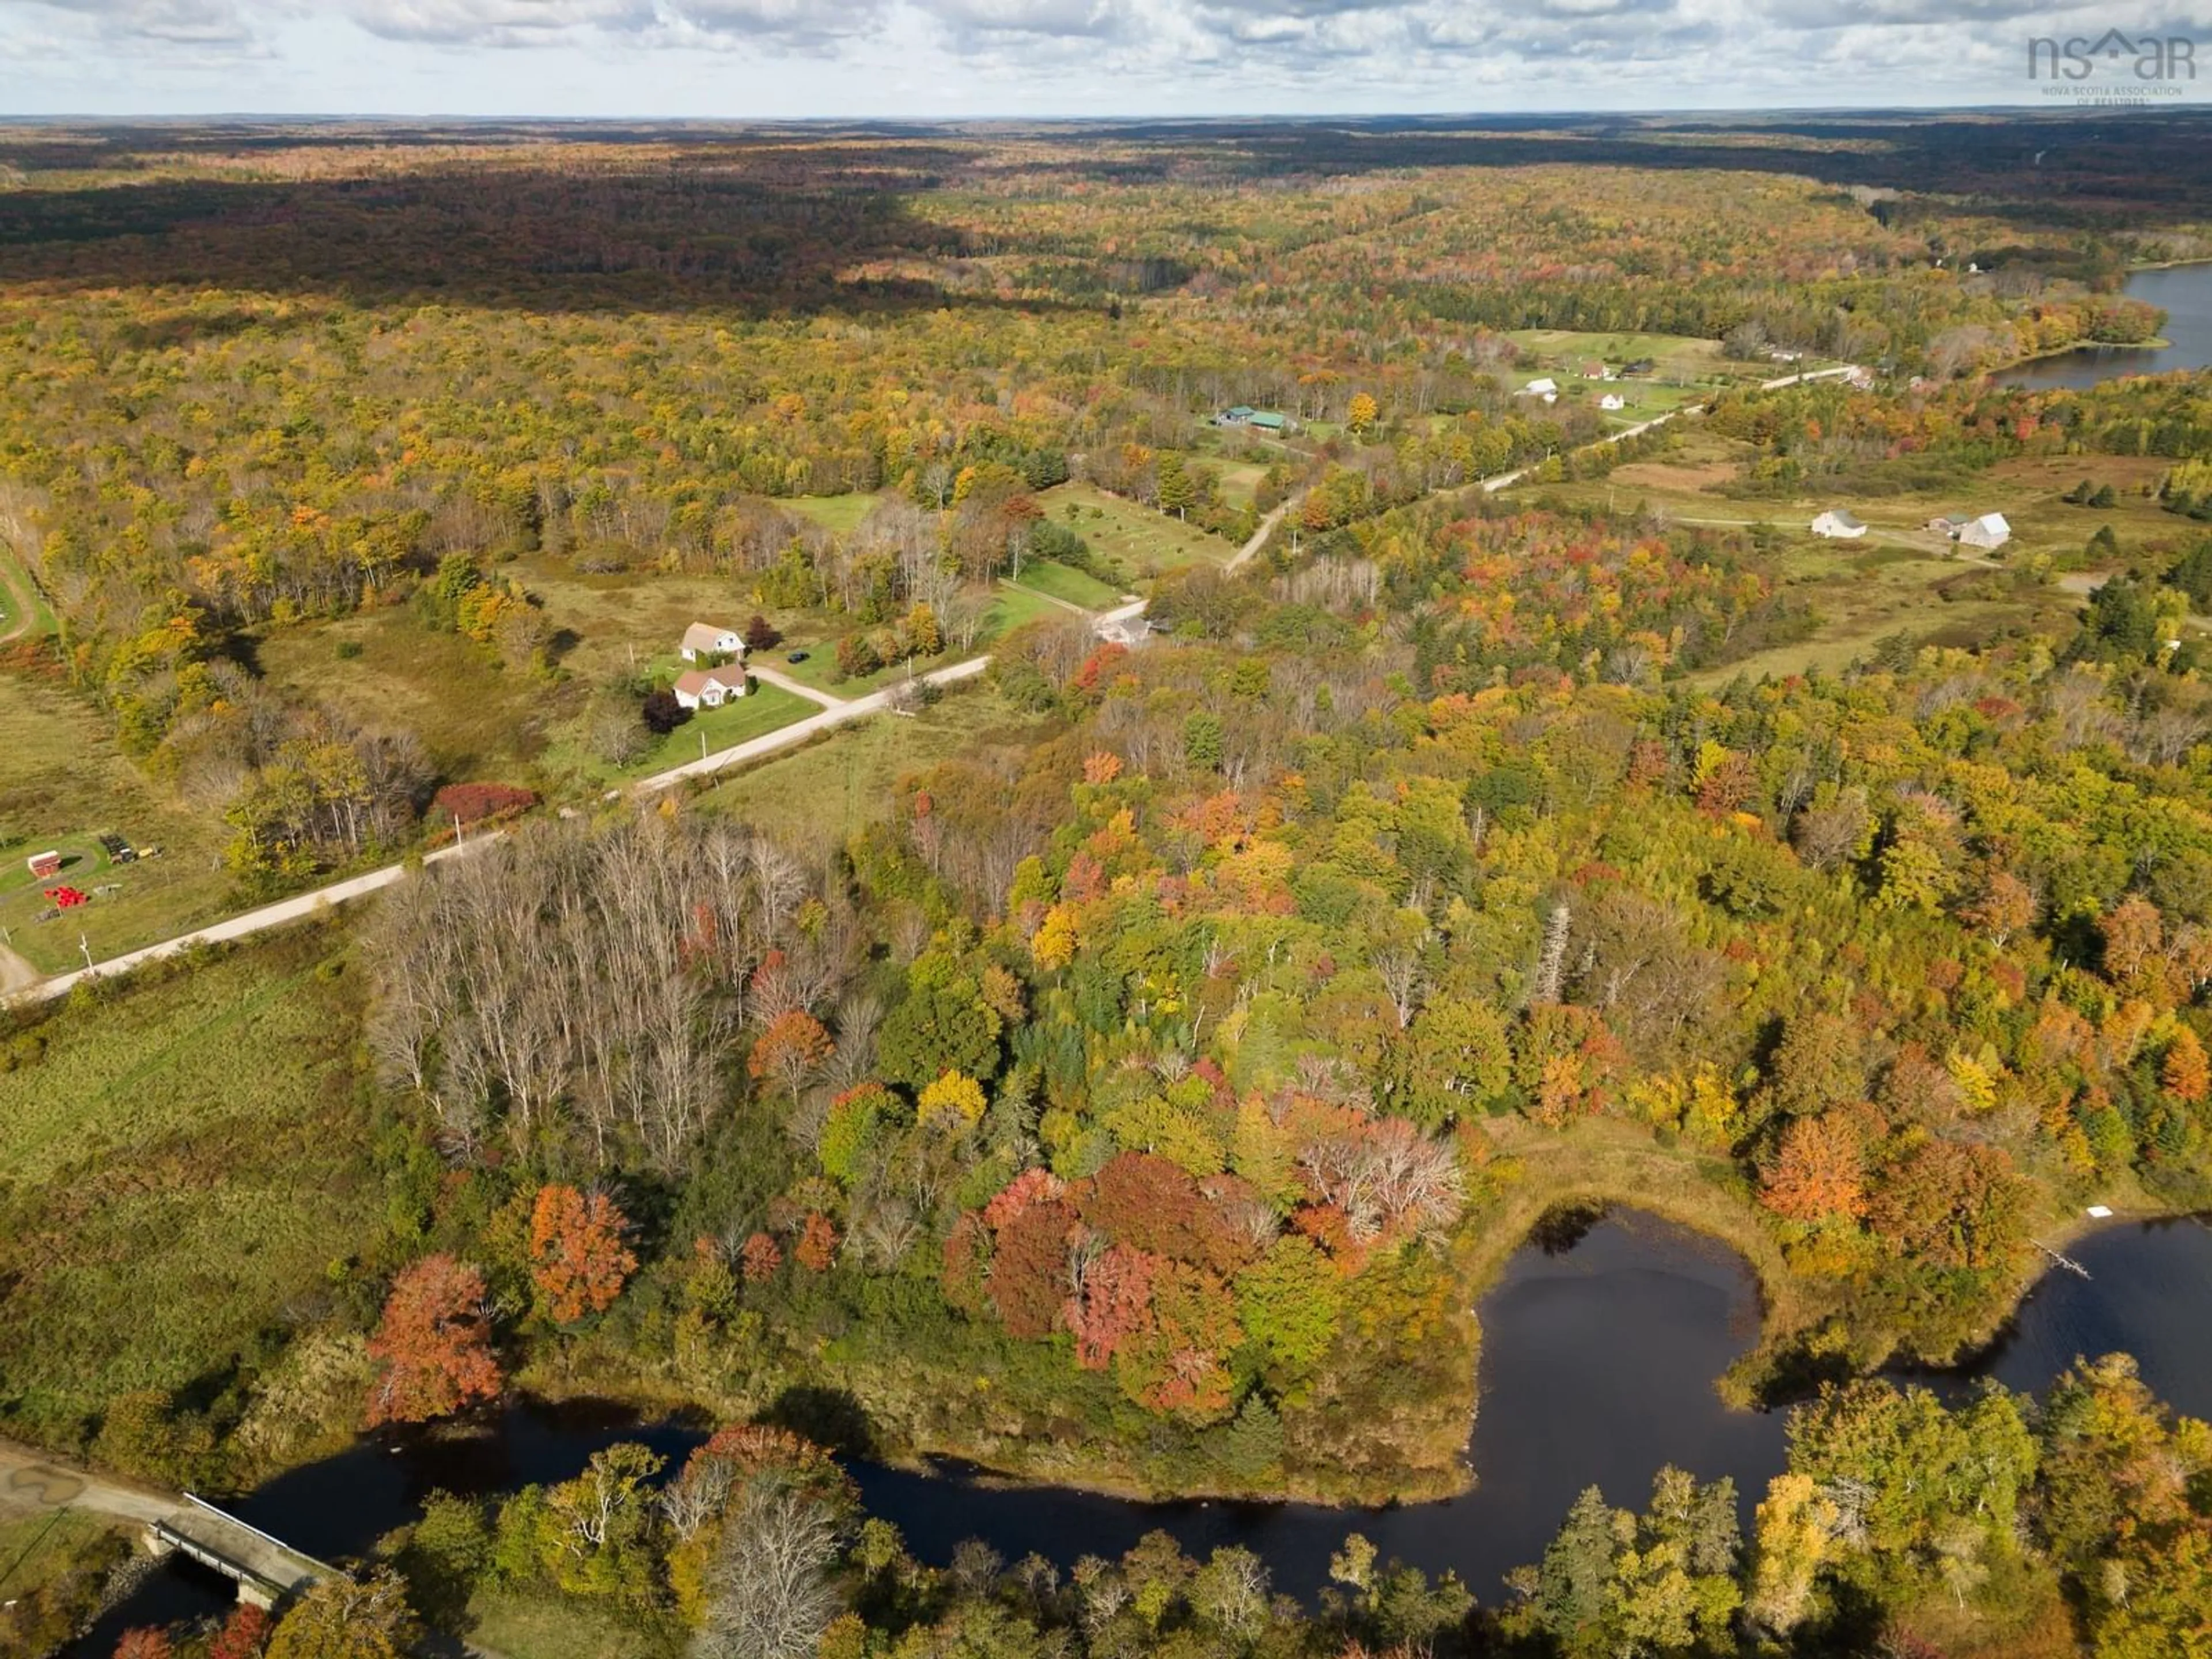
[1995,262,2212,390]
[69,1208,2212,1650]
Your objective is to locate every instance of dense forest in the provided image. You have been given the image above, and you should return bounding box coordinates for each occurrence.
[3,114,2212,1659]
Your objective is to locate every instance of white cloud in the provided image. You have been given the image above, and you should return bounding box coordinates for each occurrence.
[1,0,2207,109]
[11,0,267,46]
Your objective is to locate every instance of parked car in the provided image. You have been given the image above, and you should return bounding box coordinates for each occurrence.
[786,650,810,663]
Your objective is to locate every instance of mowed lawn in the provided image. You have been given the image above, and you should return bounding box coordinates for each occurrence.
[0,925,384,1441]
[1503,328,1791,387]
[1038,482,1236,577]
[783,492,883,535]
[694,684,1043,851]
[769,584,1074,700]
[0,661,236,977]
[1010,558,1123,610]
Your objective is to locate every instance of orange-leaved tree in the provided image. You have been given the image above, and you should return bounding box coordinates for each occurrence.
[366,1255,502,1426]
[748,1009,834,1099]
[529,1184,637,1324]
[1760,1113,1869,1224]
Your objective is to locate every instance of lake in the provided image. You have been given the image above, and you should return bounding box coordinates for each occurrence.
[67,1207,2212,1649]
[1995,262,2212,391]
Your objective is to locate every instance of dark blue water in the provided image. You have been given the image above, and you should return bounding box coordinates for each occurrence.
[1996,263,2212,390]
[69,1209,2212,1647]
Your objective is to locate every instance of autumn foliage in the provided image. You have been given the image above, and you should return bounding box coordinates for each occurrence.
[529,1184,637,1323]
[366,1255,502,1426]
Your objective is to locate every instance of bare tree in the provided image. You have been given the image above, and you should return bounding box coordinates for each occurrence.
[692,1486,843,1659]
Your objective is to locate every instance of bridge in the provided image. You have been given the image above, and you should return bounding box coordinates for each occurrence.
[143,1494,340,1608]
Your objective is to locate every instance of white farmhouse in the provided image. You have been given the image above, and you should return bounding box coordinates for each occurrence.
[1811,509,1867,540]
[681,622,744,662]
[673,667,749,710]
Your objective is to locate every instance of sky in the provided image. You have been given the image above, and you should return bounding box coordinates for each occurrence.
[0,0,2206,118]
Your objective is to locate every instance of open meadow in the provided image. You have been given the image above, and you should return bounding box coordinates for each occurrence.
[1039,482,1237,577]
[0,923,384,1446]
[0,658,237,979]
[690,683,1044,851]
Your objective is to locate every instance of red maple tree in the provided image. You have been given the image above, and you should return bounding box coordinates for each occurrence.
[366,1255,502,1426]
[529,1184,637,1323]
[207,1605,270,1659]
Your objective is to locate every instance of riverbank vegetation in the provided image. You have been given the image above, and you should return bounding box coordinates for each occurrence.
[192,1354,2205,1659]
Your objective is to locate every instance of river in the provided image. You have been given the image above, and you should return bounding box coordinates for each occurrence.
[1995,262,2212,391]
[68,1208,2212,1650]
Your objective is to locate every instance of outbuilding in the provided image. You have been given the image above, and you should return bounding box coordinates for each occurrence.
[1811,509,1867,539]
[1956,512,2011,550]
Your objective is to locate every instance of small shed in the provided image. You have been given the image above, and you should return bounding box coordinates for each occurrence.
[1926,513,1969,536]
[1957,512,2011,550]
[1599,392,1626,411]
[1811,509,1867,540]
[27,850,61,879]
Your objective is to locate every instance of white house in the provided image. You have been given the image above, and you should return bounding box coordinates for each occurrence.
[673,667,748,710]
[1956,512,2011,551]
[681,622,744,662]
[1599,392,1626,411]
[1811,509,1867,540]
[1521,377,1559,404]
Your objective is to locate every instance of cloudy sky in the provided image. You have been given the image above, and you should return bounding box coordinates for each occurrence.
[0,0,2203,116]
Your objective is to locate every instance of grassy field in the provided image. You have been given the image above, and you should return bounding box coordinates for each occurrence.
[1039,482,1236,576]
[783,492,882,536]
[694,684,1044,852]
[0,662,237,978]
[1208,459,1270,511]
[1503,328,1794,388]
[0,923,384,1442]
[466,1589,673,1659]
[256,607,551,781]
[1009,558,1123,610]
[0,546,56,641]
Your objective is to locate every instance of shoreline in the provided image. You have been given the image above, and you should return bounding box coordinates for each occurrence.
[45,1156,2194,1525]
